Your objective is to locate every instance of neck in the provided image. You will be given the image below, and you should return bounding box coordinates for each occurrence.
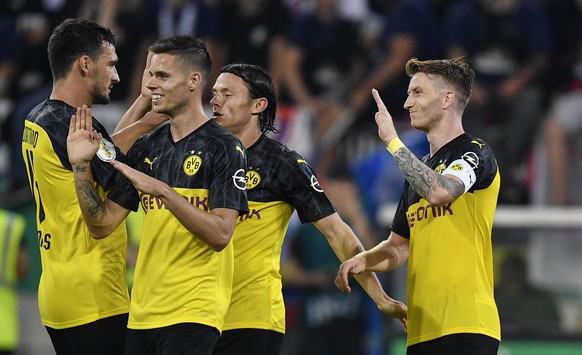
[50,80,93,108]
[427,120,464,156]
[169,102,209,142]
[238,127,262,148]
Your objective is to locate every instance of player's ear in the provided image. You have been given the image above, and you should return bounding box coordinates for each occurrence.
[251,97,268,115]
[189,72,202,92]
[77,55,91,78]
[442,90,454,109]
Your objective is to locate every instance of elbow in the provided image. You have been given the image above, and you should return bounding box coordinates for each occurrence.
[209,234,233,252]
[426,189,455,207]
[88,226,115,240]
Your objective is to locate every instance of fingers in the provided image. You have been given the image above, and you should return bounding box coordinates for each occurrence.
[145,51,153,69]
[334,265,354,293]
[371,89,387,111]
[69,114,77,134]
[72,105,92,131]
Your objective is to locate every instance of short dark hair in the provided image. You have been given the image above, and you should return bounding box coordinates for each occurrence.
[220,63,278,134]
[405,57,476,110]
[148,36,212,85]
[48,18,116,81]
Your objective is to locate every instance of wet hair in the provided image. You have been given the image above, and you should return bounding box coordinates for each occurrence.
[220,63,278,134]
[405,57,476,110]
[148,36,212,85]
[48,18,116,81]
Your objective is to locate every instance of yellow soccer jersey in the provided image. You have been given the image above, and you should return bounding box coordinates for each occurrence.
[222,135,336,333]
[108,120,248,331]
[21,100,131,328]
[391,133,501,346]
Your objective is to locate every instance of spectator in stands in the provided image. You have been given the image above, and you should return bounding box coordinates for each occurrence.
[538,0,582,206]
[283,0,365,161]
[218,0,291,96]
[349,0,453,130]
[446,0,551,204]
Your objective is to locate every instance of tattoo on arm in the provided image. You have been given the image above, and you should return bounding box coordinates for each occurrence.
[73,164,105,217]
[80,182,104,217]
[393,147,465,201]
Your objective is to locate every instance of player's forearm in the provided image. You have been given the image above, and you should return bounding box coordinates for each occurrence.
[112,111,167,154]
[158,187,235,251]
[71,163,111,238]
[113,95,152,134]
[392,146,462,206]
[358,240,406,273]
[353,271,400,308]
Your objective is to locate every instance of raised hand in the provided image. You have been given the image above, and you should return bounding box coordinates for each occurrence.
[67,105,100,165]
[140,51,154,98]
[372,89,398,144]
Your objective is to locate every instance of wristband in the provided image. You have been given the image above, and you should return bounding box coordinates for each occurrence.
[386,137,405,155]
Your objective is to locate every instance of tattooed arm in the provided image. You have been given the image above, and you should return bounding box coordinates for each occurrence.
[392,147,465,206]
[68,106,131,238]
[371,89,465,206]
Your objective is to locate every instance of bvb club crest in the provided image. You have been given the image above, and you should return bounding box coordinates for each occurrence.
[183,154,202,176]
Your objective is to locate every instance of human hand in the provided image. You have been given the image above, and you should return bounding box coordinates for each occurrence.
[372,89,397,144]
[377,299,408,332]
[110,159,166,197]
[67,105,99,165]
[334,255,367,293]
[140,51,154,98]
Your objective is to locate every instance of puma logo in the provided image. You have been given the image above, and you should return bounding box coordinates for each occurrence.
[144,157,157,170]
[236,146,245,158]
[471,140,485,149]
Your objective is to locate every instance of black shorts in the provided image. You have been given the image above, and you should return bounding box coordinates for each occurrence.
[407,333,500,355]
[213,328,283,355]
[125,322,219,355]
[45,313,128,355]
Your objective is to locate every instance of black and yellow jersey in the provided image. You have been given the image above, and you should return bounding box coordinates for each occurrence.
[21,99,130,329]
[222,134,336,333]
[109,120,248,331]
[391,133,501,346]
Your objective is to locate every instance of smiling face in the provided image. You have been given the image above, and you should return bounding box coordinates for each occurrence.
[146,53,195,117]
[403,72,448,132]
[89,42,119,105]
[210,72,258,136]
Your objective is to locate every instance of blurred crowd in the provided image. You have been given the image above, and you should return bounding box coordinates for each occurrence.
[1,0,581,209]
[1,1,582,354]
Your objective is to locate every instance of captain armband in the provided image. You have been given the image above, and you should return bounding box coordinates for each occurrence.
[385,137,405,155]
[442,158,477,193]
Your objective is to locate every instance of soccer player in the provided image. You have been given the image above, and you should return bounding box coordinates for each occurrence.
[209,63,407,355]
[335,57,501,355]
[67,36,248,355]
[20,18,162,355]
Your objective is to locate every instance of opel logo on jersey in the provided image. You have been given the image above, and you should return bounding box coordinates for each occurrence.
[96,134,116,162]
[183,155,202,176]
[233,169,247,190]
[246,170,261,190]
[310,175,324,192]
[462,152,480,169]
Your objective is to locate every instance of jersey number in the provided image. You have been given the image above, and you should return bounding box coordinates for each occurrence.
[24,149,50,249]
